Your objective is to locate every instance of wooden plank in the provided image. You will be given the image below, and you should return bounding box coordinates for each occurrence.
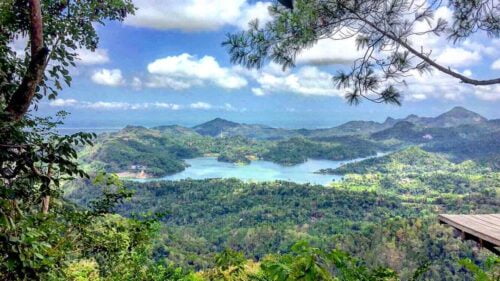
[473,215,500,228]
[438,214,500,247]
[440,215,500,238]
[439,215,500,245]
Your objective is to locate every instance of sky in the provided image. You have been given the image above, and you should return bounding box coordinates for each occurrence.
[29,0,500,129]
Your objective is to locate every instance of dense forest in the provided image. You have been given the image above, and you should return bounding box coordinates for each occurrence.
[66,109,500,280]
[67,146,500,280]
[2,0,500,280]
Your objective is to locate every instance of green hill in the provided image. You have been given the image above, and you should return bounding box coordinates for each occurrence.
[318,147,454,175]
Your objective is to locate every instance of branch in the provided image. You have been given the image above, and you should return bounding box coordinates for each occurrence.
[5,0,49,121]
[348,8,500,86]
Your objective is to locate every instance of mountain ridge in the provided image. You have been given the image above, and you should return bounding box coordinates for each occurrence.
[188,107,490,139]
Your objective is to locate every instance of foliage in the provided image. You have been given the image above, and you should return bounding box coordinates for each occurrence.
[263,137,378,165]
[0,0,135,106]
[201,241,398,281]
[0,1,191,280]
[319,147,455,175]
[223,0,500,105]
[67,167,499,279]
[459,256,500,281]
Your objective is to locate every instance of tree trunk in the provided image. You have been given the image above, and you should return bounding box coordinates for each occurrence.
[41,196,50,214]
[5,0,48,121]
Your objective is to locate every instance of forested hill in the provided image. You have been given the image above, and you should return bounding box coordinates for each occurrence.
[66,106,500,280]
[78,107,500,178]
[318,147,483,175]
[80,107,500,177]
[191,106,495,139]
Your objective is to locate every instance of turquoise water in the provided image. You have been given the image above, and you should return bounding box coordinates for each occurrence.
[136,156,376,186]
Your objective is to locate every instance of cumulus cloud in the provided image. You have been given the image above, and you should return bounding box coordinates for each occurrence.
[250,66,343,97]
[91,69,125,87]
[402,70,500,102]
[146,53,247,90]
[470,84,500,101]
[436,47,481,67]
[296,38,363,66]
[235,1,272,29]
[125,0,271,31]
[245,60,500,102]
[76,49,110,65]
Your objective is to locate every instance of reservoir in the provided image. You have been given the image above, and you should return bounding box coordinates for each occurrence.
[134,156,373,185]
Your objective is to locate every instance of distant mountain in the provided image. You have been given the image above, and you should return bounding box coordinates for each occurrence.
[193,118,242,136]
[189,107,491,140]
[390,106,488,128]
[425,106,487,127]
[193,118,301,140]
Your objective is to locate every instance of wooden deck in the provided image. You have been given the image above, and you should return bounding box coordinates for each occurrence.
[439,214,500,255]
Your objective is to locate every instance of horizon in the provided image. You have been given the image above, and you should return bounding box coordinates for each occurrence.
[56,105,496,132]
[27,0,500,129]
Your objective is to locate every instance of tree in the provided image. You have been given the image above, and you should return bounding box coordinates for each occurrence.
[1,0,135,121]
[1,0,134,214]
[0,1,171,279]
[223,0,500,105]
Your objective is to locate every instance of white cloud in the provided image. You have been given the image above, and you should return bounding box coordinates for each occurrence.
[236,1,272,29]
[471,84,500,101]
[76,49,110,65]
[251,66,343,97]
[146,76,196,90]
[492,59,500,70]
[91,69,125,87]
[48,99,245,111]
[297,38,362,66]
[402,69,500,102]
[251,88,266,96]
[190,102,212,109]
[223,103,238,111]
[436,47,481,67]
[131,77,143,90]
[125,0,271,31]
[188,101,241,111]
[49,99,79,107]
[146,53,247,90]
[49,99,182,110]
[462,40,498,57]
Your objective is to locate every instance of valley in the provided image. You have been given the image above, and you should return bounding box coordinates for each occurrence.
[4,2,500,279]
[66,106,500,280]
[79,106,500,180]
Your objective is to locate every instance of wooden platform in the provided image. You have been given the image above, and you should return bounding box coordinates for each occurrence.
[439,214,500,255]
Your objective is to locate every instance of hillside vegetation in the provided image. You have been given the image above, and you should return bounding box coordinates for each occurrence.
[62,107,500,280]
[80,107,500,178]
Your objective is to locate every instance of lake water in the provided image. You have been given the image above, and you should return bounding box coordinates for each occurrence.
[135,156,378,186]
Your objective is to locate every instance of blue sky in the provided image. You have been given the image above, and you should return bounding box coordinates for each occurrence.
[33,0,500,129]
